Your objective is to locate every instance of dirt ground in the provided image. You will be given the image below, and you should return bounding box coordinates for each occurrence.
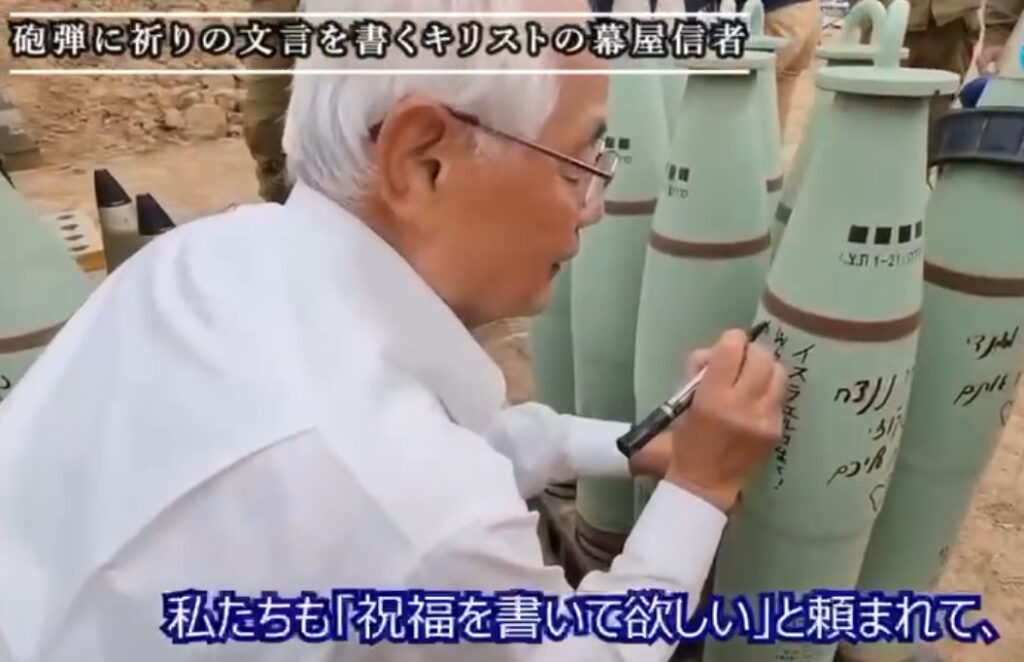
[2,4,1023,660]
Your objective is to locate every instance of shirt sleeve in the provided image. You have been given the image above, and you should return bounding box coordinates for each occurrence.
[983,0,1024,46]
[404,479,727,662]
[484,402,632,499]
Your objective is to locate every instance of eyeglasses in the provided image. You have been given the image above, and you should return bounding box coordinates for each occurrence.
[369,106,620,208]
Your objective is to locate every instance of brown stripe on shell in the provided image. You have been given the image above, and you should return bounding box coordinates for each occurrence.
[924,261,1024,298]
[604,199,658,215]
[649,231,772,259]
[762,288,920,342]
[0,321,65,354]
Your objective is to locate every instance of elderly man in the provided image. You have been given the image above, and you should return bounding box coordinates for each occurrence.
[0,1,784,660]
[246,0,630,203]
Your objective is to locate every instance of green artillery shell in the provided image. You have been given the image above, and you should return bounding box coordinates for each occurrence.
[704,3,960,660]
[530,264,578,500]
[840,15,1024,662]
[770,0,891,258]
[0,175,92,403]
[633,52,775,517]
[747,1,790,247]
[572,34,669,554]
[530,264,575,414]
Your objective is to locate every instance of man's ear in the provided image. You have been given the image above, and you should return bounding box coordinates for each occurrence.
[374,99,461,213]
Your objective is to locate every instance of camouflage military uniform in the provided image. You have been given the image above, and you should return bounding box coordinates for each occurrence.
[242,0,299,204]
[870,0,1022,157]
[983,0,1024,51]
[0,87,42,171]
[903,0,982,118]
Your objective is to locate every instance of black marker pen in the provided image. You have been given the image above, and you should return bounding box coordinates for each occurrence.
[616,321,771,459]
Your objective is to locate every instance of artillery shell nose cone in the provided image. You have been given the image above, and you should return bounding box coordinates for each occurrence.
[135,193,176,236]
[93,169,131,207]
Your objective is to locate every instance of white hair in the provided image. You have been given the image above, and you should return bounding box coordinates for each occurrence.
[283,0,564,207]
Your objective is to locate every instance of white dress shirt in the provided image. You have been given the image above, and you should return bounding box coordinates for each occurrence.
[0,182,725,661]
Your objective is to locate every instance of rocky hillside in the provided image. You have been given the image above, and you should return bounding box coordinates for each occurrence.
[2,0,252,165]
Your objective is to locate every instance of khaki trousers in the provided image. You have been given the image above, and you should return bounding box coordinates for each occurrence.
[905,14,980,158]
[242,0,299,204]
[860,9,980,159]
[765,0,822,132]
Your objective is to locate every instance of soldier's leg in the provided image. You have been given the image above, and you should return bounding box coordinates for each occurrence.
[242,0,299,204]
[765,1,822,133]
[903,14,979,159]
[0,87,43,171]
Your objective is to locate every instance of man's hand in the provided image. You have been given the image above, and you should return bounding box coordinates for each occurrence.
[665,329,785,513]
[975,44,1005,74]
[627,348,711,479]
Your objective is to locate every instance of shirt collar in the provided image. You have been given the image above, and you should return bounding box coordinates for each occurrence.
[284,182,508,433]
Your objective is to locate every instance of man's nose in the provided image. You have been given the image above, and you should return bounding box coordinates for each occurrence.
[579,196,604,228]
